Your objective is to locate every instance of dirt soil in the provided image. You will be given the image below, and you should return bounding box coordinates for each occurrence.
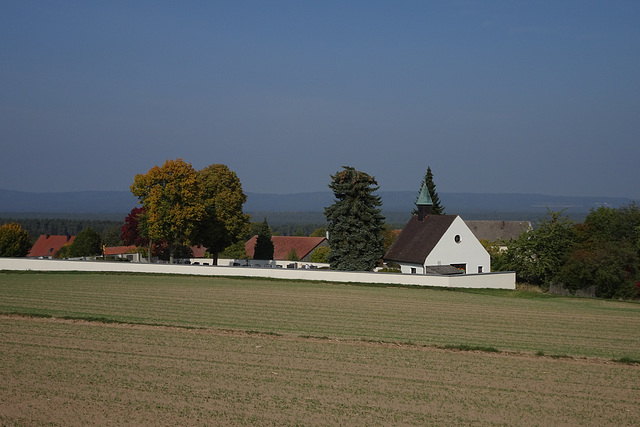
[2,315,639,426]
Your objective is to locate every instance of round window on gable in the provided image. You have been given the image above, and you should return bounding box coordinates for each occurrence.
[454,235,461,244]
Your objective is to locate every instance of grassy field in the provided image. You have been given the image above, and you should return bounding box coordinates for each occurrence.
[1,271,640,425]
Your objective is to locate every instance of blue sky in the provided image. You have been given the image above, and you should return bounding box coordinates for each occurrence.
[1,1,639,198]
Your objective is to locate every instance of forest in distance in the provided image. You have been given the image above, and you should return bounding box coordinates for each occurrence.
[0,209,602,246]
[1,213,372,245]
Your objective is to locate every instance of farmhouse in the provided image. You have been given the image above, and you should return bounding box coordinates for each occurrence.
[465,220,532,251]
[384,184,490,275]
[245,236,328,262]
[27,235,75,259]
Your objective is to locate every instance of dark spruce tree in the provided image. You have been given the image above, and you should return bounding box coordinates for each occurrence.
[324,166,385,271]
[412,166,445,215]
[253,218,274,260]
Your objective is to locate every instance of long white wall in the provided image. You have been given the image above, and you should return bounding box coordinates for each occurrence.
[0,258,515,289]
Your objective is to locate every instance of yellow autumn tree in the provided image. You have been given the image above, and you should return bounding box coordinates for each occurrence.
[0,222,32,257]
[130,158,204,263]
[192,164,250,265]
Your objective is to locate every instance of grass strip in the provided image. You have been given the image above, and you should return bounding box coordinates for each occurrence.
[613,356,640,365]
[438,344,500,353]
[0,311,204,330]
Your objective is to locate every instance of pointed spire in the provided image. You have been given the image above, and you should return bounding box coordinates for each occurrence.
[415,182,433,221]
[416,182,433,206]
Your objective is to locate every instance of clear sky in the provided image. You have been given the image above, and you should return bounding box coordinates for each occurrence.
[1,1,639,198]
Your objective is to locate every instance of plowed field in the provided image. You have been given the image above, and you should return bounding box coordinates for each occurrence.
[1,272,639,425]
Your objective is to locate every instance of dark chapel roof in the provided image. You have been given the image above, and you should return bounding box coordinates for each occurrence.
[384,214,458,265]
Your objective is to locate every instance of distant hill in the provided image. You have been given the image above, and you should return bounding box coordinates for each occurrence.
[0,189,635,222]
[244,191,634,216]
[0,189,139,214]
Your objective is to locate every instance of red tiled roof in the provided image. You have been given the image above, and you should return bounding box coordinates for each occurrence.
[104,245,138,256]
[104,245,208,257]
[27,235,75,257]
[245,236,327,260]
[191,245,207,258]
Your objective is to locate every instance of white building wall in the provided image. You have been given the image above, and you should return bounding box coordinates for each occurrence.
[397,262,424,275]
[424,216,491,273]
[0,258,514,289]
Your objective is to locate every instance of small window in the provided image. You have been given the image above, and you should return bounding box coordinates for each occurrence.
[410,267,417,274]
[477,266,483,273]
[454,235,461,244]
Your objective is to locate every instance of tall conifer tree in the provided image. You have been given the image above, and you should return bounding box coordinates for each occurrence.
[253,218,274,260]
[324,166,385,271]
[412,166,445,215]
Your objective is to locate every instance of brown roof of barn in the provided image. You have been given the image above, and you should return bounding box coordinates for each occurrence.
[245,236,327,260]
[384,215,458,264]
[464,220,532,243]
[27,235,75,257]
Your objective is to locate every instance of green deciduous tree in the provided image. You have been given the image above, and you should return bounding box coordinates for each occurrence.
[499,209,577,286]
[557,241,637,299]
[219,241,249,260]
[324,166,385,271]
[253,219,274,260]
[309,246,330,263]
[0,223,32,257]
[286,248,300,261]
[130,159,204,263]
[69,227,103,257]
[556,204,640,298]
[54,244,72,259]
[192,164,250,265]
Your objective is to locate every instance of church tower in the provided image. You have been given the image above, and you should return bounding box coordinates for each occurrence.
[415,182,433,221]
